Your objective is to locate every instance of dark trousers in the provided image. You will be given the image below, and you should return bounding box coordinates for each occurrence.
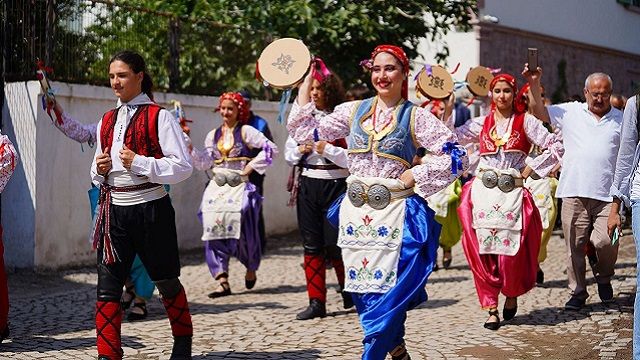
[97,195,182,302]
[296,176,347,258]
[249,172,267,254]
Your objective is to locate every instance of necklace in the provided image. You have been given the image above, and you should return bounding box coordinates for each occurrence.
[489,114,514,147]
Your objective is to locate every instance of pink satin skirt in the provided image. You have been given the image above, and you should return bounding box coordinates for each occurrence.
[458,180,542,309]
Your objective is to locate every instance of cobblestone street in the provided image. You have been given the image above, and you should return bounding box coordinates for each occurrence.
[1,232,635,359]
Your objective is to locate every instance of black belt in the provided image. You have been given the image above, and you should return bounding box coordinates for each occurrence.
[302,164,343,170]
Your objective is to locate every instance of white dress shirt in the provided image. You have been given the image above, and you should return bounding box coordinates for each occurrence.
[548,101,623,201]
[90,93,193,205]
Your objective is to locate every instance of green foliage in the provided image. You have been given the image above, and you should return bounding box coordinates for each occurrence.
[6,0,476,99]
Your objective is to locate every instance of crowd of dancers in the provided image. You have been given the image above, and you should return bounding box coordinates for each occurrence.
[0,43,637,360]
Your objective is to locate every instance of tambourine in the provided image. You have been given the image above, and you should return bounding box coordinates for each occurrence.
[465,66,494,97]
[416,65,454,100]
[256,38,312,89]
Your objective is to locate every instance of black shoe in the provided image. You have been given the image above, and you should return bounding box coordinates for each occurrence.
[170,335,192,360]
[564,296,586,311]
[208,282,231,299]
[483,309,500,330]
[536,268,544,285]
[442,251,452,269]
[127,302,148,321]
[296,299,326,320]
[0,325,9,344]
[598,283,614,303]
[245,278,257,290]
[341,290,354,309]
[502,298,517,321]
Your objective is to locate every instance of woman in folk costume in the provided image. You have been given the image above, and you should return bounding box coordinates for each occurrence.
[288,45,466,360]
[0,131,18,343]
[518,83,560,284]
[285,62,354,320]
[90,51,194,359]
[450,73,563,330]
[191,92,277,298]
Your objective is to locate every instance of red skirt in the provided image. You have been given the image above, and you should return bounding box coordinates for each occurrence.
[458,180,542,309]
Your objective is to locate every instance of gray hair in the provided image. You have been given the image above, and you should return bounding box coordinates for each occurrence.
[584,73,613,89]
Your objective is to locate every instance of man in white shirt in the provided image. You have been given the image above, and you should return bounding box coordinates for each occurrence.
[527,69,623,311]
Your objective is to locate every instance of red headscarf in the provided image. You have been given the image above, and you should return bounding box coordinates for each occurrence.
[489,73,525,114]
[217,92,250,124]
[368,45,410,99]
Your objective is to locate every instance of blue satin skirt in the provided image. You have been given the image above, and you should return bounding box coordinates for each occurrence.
[328,193,440,360]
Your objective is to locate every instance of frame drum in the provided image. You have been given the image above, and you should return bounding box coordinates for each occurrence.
[416,65,454,100]
[257,38,312,89]
[466,66,494,97]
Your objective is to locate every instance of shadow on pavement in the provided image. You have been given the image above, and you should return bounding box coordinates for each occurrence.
[507,306,590,326]
[194,349,321,359]
[0,335,144,354]
[415,298,458,310]
[428,275,470,284]
[247,284,307,295]
[188,301,288,316]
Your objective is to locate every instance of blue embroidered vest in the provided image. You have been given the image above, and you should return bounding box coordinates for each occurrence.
[348,97,418,167]
[212,125,251,164]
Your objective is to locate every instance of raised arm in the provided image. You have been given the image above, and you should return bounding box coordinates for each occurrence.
[523,65,551,124]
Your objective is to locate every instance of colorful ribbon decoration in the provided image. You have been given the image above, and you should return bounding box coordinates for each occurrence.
[313,128,320,142]
[276,88,292,124]
[311,57,332,82]
[263,142,273,165]
[442,141,466,175]
[36,60,63,125]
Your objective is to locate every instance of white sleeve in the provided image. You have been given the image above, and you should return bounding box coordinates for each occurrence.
[90,119,106,185]
[284,136,304,167]
[320,143,348,169]
[129,109,193,184]
[242,125,278,175]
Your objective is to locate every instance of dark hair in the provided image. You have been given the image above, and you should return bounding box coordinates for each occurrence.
[346,84,374,101]
[109,50,154,100]
[318,74,346,112]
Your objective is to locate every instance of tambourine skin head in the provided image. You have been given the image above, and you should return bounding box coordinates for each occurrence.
[257,38,311,89]
[466,66,494,97]
[416,65,454,100]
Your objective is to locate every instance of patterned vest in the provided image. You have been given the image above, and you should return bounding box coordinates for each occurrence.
[212,125,252,164]
[100,104,163,158]
[347,97,418,168]
[478,112,531,155]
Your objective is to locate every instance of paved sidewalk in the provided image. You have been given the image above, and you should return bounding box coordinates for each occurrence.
[0,232,635,359]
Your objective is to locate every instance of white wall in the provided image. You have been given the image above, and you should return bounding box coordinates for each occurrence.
[2,81,297,269]
[482,0,640,55]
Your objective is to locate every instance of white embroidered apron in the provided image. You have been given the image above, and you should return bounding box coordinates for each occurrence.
[524,177,553,230]
[200,169,245,241]
[471,167,523,256]
[338,176,411,294]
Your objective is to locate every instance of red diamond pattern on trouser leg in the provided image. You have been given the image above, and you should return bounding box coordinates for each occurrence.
[161,286,193,337]
[331,259,346,289]
[304,254,326,303]
[95,301,122,360]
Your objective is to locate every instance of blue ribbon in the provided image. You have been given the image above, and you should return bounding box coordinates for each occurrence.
[442,141,466,175]
[276,89,293,124]
[313,128,319,142]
